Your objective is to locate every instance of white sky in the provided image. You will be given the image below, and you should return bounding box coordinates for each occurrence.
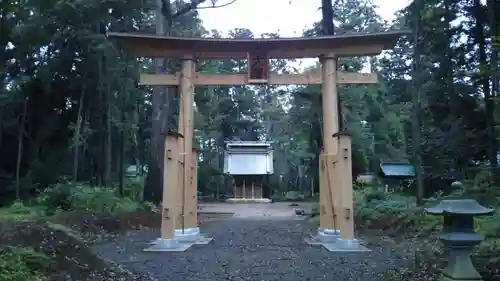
[198,0,411,37]
[197,0,411,69]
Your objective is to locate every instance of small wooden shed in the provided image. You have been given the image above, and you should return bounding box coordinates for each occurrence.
[223,141,273,203]
[378,162,416,192]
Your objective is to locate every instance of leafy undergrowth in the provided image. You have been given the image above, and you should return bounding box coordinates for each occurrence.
[0,180,231,281]
[0,219,155,281]
[310,186,500,281]
[0,209,229,281]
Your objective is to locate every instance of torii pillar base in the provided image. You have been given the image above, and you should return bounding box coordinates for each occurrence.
[305,228,340,245]
[174,227,213,244]
[325,238,368,251]
[144,238,192,252]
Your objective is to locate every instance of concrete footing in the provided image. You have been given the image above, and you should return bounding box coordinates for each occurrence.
[143,238,192,252]
[305,228,370,252]
[305,228,340,244]
[174,227,213,244]
[148,227,213,249]
[323,238,370,252]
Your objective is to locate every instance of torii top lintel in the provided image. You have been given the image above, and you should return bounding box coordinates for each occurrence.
[107,30,409,60]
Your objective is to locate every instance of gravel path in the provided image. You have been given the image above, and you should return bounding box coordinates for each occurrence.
[91,218,410,281]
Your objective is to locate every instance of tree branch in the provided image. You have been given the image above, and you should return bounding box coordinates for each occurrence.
[196,0,239,10]
[171,0,239,19]
[171,0,208,19]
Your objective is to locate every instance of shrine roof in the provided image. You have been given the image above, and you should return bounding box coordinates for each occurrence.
[107,30,409,59]
[379,163,416,179]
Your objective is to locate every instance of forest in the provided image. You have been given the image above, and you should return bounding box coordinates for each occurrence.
[0,0,500,280]
[1,0,499,203]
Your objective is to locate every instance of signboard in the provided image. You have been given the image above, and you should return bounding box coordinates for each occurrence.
[247,51,269,84]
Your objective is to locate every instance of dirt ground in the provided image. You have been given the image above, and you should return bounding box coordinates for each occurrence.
[0,211,232,281]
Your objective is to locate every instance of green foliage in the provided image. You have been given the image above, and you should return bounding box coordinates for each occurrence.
[0,201,45,220]
[37,183,144,215]
[119,176,145,202]
[464,167,500,206]
[353,188,441,234]
[0,246,51,281]
[350,184,500,280]
[475,211,500,267]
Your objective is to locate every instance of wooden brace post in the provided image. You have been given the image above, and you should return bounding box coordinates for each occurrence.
[334,131,355,241]
[319,148,335,230]
[323,152,340,231]
[162,131,183,239]
[188,147,199,225]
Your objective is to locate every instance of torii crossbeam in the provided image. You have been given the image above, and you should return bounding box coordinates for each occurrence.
[107,30,407,252]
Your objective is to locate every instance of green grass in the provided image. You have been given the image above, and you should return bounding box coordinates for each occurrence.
[0,202,46,221]
[0,246,51,281]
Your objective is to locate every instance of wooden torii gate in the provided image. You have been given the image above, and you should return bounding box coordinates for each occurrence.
[108,30,405,251]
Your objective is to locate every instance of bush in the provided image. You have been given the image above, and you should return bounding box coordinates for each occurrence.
[0,246,51,281]
[120,176,145,201]
[353,188,436,233]
[0,201,45,220]
[463,168,500,206]
[351,186,500,281]
[37,183,144,215]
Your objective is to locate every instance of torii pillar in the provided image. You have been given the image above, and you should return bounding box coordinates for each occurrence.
[310,53,368,251]
[173,56,211,244]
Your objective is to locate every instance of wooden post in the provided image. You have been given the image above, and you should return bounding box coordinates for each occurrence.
[161,131,182,239]
[243,180,246,199]
[175,65,185,231]
[177,57,196,230]
[311,178,314,197]
[320,53,339,231]
[324,153,340,231]
[319,148,335,230]
[186,147,198,228]
[233,181,237,198]
[176,152,184,229]
[251,181,255,199]
[335,132,355,241]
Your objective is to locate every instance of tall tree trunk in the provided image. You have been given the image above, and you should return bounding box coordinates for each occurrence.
[104,66,113,186]
[15,98,28,200]
[134,100,141,175]
[475,0,498,182]
[118,81,126,196]
[411,0,425,205]
[96,57,106,186]
[144,0,168,203]
[443,0,461,177]
[72,83,86,183]
[0,112,3,148]
[487,0,499,183]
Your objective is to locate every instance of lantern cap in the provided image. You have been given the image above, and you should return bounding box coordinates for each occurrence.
[425,198,495,216]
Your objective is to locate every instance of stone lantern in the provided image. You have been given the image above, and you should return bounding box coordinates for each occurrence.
[425,181,494,281]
